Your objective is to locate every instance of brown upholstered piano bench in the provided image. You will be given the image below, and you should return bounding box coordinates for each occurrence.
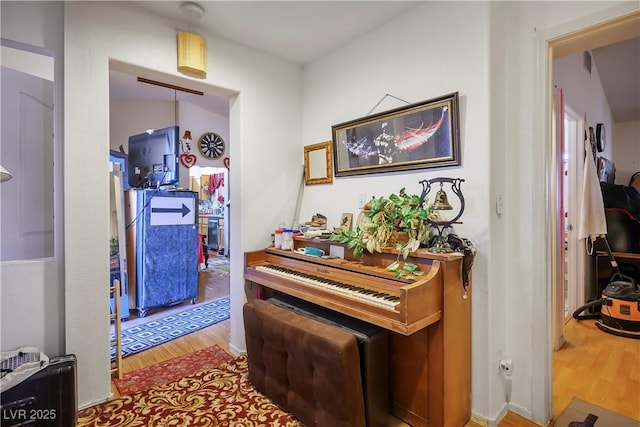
[268,294,391,427]
[243,299,366,427]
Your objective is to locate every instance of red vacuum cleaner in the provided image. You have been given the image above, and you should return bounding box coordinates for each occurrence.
[573,238,640,339]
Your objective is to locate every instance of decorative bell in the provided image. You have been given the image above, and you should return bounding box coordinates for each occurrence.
[431,183,453,211]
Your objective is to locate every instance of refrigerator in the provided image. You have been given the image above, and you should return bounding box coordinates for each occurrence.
[125,189,199,317]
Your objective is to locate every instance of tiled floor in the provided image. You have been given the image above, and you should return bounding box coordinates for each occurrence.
[207,256,230,266]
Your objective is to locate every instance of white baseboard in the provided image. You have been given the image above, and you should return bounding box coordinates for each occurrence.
[508,401,534,422]
[476,402,508,427]
[473,404,547,427]
[78,395,110,410]
[228,343,245,356]
[470,412,489,426]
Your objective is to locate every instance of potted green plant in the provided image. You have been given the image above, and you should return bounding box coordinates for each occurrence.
[331,188,435,279]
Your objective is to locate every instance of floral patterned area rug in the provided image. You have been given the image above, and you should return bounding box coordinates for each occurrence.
[78,355,303,427]
[113,344,234,396]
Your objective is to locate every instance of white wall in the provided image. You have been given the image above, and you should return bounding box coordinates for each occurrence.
[614,120,640,185]
[5,0,637,422]
[177,100,230,186]
[109,98,230,188]
[0,1,65,356]
[303,1,637,424]
[552,47,616,304]
[302,0,496,419]
[109,101,175,151]
[553,52,614,159]
[551,38,640,299]
[495,1,636,423]
[64,1,302,407]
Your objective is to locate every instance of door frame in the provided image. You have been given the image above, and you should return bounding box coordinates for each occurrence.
[562,103,586,321]
[535,5,639,423]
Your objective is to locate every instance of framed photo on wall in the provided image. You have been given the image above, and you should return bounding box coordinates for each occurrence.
[332,92,460,177]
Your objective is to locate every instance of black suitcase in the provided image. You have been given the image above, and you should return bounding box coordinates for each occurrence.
[1,354,77,427]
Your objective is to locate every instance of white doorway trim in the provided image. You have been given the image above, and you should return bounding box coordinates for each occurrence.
[562,102,585,321]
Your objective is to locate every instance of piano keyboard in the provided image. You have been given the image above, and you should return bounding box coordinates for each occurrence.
[256,264,400,310]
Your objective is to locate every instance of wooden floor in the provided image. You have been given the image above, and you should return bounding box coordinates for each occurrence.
[111,265,231,398]
[111,266,640,426]
[552,317,640,422]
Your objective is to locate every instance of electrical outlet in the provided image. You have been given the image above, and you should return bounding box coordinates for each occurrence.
[498,359,513,376]
[496,193,504,215]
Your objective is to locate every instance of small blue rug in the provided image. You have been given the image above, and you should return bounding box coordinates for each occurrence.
[207,256,230,267]
[111,297,230,360]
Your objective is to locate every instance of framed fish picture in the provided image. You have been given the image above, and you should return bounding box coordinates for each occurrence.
[331,92,460,177]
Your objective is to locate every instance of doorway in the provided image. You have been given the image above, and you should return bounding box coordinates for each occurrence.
[550,90,588,351]
[108,64,232,364]
[561,104,584,323]
[549,12,638,343]
[189,165,229,264]
[546,9,639,422]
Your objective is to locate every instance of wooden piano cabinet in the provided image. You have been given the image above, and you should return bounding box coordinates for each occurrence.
[244,238,472,427]
[390,328,430,425]
[390,257,471,427]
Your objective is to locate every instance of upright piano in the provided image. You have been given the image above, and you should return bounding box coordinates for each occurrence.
[245,236,471,427]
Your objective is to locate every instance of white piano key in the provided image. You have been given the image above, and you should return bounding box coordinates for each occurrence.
[256,264,399,310]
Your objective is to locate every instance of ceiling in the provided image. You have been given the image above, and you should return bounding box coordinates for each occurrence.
[131,1,420,65]
[111,1,420,115]
[111,2,639,122]
[591,37,640,122]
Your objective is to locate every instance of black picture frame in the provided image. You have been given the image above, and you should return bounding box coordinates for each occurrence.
[332,92,460,177]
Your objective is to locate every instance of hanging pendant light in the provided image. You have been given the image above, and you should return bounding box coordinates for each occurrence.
[0,165,13,182]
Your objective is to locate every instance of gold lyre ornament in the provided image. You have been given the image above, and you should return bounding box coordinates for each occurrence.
[177,32,207,78]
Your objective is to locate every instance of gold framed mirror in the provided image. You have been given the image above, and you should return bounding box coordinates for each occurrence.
[304,140,333,185]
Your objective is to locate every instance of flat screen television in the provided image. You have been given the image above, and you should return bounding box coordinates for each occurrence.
[128,126,179,188]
